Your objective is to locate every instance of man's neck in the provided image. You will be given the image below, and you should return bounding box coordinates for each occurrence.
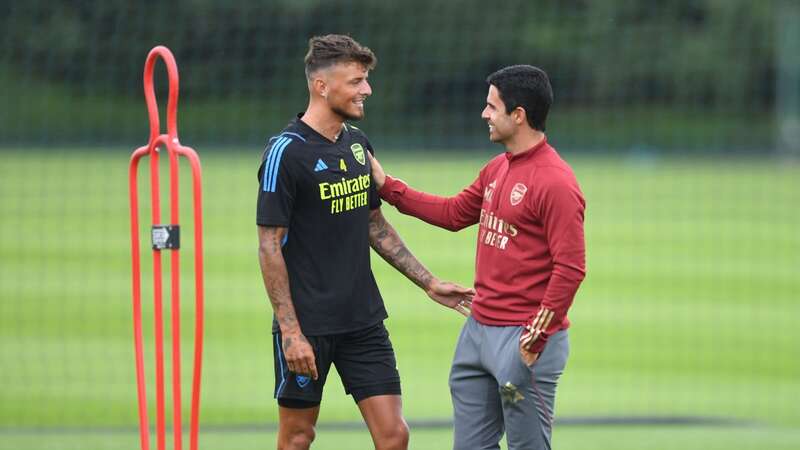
[504,129,545,155]
[301,103,344,142]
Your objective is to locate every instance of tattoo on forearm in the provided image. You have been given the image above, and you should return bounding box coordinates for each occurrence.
[259,227,300,332]
[369,212,433,289]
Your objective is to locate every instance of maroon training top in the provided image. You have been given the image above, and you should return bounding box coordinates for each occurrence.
[379,137,586,353]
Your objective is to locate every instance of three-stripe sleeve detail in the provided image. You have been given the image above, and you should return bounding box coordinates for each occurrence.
[262,137,292,192]
[525,308,555,347]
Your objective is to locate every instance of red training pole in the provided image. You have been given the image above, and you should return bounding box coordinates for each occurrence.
[129,45,204,450]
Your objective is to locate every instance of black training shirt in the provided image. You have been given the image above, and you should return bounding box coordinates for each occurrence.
[256,114,387,335]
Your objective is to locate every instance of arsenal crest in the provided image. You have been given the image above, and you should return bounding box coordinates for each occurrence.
[510,183,527,206]
[350,143,366,165]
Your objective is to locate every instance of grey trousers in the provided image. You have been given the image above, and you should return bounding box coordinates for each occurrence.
[449,317,569,450]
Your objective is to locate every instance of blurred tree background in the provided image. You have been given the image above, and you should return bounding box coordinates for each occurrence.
[0,0,789,152]
[2,2,799,449]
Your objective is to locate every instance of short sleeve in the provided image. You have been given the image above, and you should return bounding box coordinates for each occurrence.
[256,138,297,226]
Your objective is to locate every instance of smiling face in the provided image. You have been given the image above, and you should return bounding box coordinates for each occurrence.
[481,84,517,144]
[318,62,372,121]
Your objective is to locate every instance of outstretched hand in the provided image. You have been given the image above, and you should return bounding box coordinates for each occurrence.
[367,152,387,190]
[425,279,476,317]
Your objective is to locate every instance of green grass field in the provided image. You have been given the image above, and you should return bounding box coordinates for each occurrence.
[0,149,798,449]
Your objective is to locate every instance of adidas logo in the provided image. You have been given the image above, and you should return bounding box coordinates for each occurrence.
[314,159,328,172]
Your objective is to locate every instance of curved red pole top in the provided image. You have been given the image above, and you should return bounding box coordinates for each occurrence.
[143,45,180,143]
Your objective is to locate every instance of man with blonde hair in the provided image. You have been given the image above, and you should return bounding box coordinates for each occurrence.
[256,34,474,450]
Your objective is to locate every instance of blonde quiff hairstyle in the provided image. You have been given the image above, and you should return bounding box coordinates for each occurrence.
[304,34,377,79]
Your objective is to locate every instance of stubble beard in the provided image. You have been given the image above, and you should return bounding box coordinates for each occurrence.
[331,104,364,122]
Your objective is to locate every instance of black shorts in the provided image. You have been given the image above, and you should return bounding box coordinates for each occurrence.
[273,322,401,406]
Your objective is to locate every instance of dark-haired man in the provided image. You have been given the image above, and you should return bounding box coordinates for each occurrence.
[256,34,474,450]
[370,65,586,450]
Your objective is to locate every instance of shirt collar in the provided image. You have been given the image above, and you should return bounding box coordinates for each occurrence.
[505,135,548,162]
[293,112,347,144]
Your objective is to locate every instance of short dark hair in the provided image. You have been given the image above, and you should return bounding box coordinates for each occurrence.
[486,65,552,131]
[304,34,377,79]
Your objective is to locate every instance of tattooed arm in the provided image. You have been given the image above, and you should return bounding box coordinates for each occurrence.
[257,225,317,379]
[368,208,475,316]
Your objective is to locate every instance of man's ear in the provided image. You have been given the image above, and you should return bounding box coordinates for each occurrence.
[312,77,327,98]
[513,107,527,126]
